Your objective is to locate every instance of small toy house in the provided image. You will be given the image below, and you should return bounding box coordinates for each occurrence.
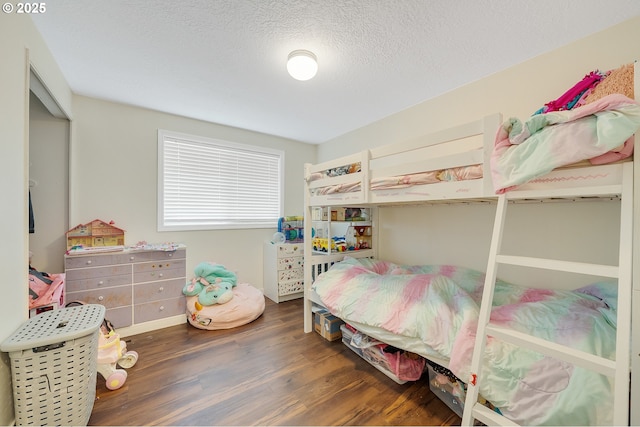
[66,219,125,250]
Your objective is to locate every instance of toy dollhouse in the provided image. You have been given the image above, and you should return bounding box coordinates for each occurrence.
[66,219,125,250]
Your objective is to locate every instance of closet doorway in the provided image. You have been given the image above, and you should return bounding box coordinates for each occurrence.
[29,70,70,274]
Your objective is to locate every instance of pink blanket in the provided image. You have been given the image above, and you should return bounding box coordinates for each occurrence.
[29,270,65,309]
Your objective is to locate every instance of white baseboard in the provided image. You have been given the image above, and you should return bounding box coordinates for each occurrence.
[117,314,187,338]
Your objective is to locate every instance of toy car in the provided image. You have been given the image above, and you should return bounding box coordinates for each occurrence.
[313,237,347,252]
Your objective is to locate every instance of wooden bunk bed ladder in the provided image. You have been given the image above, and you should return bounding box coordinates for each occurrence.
[461,162,633,426]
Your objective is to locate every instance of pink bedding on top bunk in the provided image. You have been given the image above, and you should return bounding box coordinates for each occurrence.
[310,94,640,197]
[491,94,640,193]
[310,164,483,195]
[312,257,618,426]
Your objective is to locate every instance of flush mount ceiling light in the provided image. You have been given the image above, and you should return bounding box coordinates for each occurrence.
[287,50,318,81]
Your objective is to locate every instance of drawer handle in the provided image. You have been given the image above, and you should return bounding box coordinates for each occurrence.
[159,286,164,292]
[159,273,164,278]
[86,260,92,265]
[98,280,104,286]
[98,295,104,301]
[159,305,165,311]
[168,253,173,257]
[130,256,135,261]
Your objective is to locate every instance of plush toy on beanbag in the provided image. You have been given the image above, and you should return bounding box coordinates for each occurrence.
[183,262,237,306]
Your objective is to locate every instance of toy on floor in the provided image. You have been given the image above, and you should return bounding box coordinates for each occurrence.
[66,301,138,390]
[96,319,139,390]
[182,262,238,306]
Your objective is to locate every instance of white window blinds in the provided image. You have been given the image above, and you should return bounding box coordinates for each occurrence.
[158,130,284,231]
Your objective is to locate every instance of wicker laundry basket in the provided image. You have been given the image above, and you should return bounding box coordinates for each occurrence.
[0,304,105,426]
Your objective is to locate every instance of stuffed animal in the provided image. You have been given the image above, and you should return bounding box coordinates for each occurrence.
[183,262,237,306]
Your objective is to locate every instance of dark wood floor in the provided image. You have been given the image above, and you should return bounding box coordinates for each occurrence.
[89,298,461,426]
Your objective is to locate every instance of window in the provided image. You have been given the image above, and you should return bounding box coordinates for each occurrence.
[158,130,284,231]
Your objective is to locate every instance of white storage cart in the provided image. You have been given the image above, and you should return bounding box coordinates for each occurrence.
[0,304,105,426]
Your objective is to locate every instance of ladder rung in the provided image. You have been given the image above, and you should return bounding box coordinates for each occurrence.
[485,324,616,376]
[472,403,519,426]
[506,184,623,200]
[495,255,618,278]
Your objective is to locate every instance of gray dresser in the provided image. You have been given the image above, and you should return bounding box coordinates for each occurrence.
[64,248,186,328]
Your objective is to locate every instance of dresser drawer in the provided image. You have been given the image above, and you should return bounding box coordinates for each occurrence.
[65,253,132,269]
[66,286,132,309]
[134,278,184,303]
[133,259,186,283]
[277,256,303,270]
[278,267,303,282]
[134,296,185,323]
[127,249,186,263]
[105,306,133,328]
[66,273,131,292]
[65,264,131,280]
[276,244,303,257]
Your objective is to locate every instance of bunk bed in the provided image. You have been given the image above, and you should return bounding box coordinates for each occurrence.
[302,62,640,426]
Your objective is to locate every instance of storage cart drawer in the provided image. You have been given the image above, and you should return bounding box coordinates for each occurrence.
[277,244,303,256]
[278,267,303,282]
[278,279,304,296]
[277,256,303,270]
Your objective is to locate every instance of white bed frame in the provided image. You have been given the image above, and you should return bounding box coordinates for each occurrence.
[302,62,638,426]
[305,114,500,208]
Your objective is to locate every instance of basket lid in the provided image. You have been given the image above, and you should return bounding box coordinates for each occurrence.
[1,304,105,352]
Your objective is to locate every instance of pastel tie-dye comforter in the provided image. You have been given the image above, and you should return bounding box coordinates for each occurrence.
[491,93,640,193]
[312,257,618,425]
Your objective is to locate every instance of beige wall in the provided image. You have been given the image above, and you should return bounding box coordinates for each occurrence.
[0,14,73,426]
[319,16,639,287]
[320,16,640,161]
[70,95,316,290]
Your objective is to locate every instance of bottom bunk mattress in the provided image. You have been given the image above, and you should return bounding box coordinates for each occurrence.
[312,256,619,425]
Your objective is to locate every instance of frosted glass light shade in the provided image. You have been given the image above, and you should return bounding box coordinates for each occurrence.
[287,50,318,81]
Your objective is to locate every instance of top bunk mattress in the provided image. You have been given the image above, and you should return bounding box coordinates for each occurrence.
[309,163,483,195]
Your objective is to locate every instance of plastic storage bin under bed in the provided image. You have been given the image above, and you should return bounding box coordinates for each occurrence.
[340,324,408,384]
[0,304,105,426]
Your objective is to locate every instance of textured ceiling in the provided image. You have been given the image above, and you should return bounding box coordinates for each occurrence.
[31,1,640,144]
